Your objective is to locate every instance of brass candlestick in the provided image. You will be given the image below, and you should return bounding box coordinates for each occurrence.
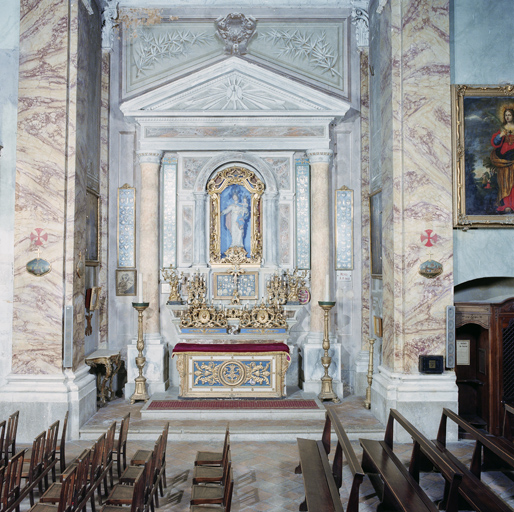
[318,301,340,403]
[364,338,375,409]
[130,302,150,404]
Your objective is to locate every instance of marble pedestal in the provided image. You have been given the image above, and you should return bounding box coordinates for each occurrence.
[0,365,96,442]
[300,334,343,397]
[354,349,371,397]
[124,334,169,399]
[371,365,459,442]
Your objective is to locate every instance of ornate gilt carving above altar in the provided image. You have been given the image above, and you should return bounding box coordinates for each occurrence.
[208,166,264,266]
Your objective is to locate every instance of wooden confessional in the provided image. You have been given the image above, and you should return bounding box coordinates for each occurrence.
[455,297,514,436]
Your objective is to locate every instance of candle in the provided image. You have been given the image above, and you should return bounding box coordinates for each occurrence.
[325,274,330,302]
[138,273,143,302]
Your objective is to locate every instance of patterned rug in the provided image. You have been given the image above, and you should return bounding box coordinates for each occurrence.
[147,399,319,410]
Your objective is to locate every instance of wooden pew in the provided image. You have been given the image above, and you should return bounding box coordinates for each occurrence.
[296,407,365,512]
[360,409,462,512]
[438,407,514,475]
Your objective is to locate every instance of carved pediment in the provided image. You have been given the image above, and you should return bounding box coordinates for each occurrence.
[120,58,350,117]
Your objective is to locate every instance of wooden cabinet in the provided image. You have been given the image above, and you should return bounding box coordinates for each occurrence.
[455,297,514,436]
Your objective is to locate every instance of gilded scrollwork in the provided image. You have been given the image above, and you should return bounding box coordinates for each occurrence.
[180,305,228,329]
[193,359,271,387]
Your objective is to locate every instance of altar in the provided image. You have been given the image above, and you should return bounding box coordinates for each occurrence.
[172,342,290,398]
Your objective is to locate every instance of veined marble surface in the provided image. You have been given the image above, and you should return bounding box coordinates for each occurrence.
[13,0,79,374]
[373,0,453,373]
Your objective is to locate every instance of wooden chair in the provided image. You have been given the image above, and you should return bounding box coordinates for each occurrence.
[0,421,6,468]
[21,431,47,506]
[101,421,116,496]
[194,426,229,467]
[190,466,232,508]
[99,470,145,512]
[3,412,19,468]
[40,449,90,508]
[27,465,77,512]
[1,450,24,512]
[190,475,233,512]
[192,435,230,485]
[57,412,68,476]
[112,413,130,479]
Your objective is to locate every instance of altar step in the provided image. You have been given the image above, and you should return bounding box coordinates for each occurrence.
[78,391,385,443]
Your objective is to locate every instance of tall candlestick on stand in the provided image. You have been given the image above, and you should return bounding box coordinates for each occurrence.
[318,300,340,402]
[130,300,150,404]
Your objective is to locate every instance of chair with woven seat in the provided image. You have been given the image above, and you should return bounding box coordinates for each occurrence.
[190,466,232,509]
[1,450,24,512]
[112,413,130,479]
[100,470,145,512]
[40,449,91,509]
[100,421,116,496]
[192,435,230,485]
[3,411,19,468]
[190,474,233,512]
[105,459,151,509]
[20,431,47,506]
[27,465,77,512]
[194,426,229,467]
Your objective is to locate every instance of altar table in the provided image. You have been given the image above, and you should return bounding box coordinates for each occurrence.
[172,342,290,398]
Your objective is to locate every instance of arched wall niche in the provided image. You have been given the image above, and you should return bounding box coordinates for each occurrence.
[193,152,280,267]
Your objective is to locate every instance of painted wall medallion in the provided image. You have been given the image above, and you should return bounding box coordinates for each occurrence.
[26,257,51,277]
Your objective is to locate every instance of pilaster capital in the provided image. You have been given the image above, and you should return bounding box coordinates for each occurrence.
[137,150,163,165]
[161,155,177,166]
[351,6,369,49]
[306,149,333,165]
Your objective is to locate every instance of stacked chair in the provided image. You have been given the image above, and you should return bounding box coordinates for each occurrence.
[190,426,234,512]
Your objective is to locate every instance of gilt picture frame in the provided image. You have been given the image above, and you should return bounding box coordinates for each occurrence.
[370,190,382,277]
[453,84,514,227]
[86,188,100,266]
[208,166,264,266]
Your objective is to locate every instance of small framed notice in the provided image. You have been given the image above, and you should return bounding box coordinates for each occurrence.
[456,340,470,366]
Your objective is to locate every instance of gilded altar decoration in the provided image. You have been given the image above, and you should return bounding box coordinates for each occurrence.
[239,303,287,330]
[193,360,271,387]
[286,268,308,304]
[186,270,207,306]
[161,265,184,303]
[267,273,288,305]
[180,305,228,329]
[208,166,264,266]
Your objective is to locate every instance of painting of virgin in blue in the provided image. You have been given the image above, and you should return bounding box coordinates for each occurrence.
[220,184,251,257]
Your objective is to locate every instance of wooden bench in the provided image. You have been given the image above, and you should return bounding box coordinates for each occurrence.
[296,407,365,512]
[433,408,514,511]
[360,409,462,512]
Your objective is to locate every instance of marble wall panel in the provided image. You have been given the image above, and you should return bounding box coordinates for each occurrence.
[13,0,78,374]
[264,157,291,191]
[180,205,194,266]
[279,203,291,266]
[99,53,110,348]
[162,155,178,268]
[372,0,452,373]
[360,50,371,347]
[181,156,209,190]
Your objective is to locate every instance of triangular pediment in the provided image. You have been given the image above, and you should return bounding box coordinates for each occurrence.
[120,58,350,117]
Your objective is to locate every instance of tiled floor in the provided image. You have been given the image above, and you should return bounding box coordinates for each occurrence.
[16,394,514,511]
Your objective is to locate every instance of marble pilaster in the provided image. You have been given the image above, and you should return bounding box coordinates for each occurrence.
[263,191,279,267]
[193,191,208,266]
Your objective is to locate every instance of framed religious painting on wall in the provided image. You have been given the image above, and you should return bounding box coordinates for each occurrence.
[86,189,100,266]
[453,84,514,227]
[208,166,264,266]
[116,269,137,296]
[369,190,382,277]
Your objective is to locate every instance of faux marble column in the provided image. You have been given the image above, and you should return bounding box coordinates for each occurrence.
[263,191,279,266]
[369,0,457,440]
[136,151,163,334]
[307,149,333,333]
